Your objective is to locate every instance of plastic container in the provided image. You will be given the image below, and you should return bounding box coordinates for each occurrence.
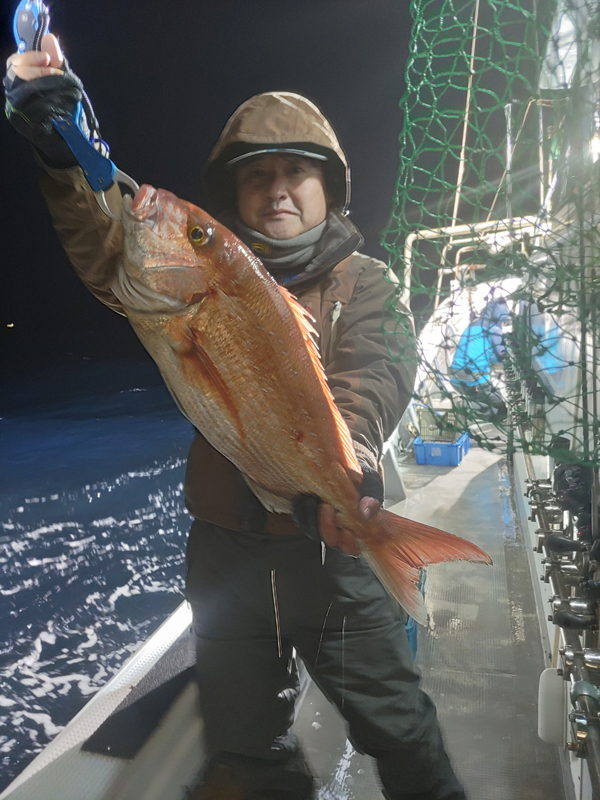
[413,431,470,466]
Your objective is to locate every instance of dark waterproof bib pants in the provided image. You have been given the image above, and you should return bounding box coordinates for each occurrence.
[185,520,465,800]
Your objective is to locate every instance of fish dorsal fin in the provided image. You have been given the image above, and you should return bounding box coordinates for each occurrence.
[278,285,362,479]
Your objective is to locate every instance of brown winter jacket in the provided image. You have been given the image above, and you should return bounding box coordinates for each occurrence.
[35,92,416,535]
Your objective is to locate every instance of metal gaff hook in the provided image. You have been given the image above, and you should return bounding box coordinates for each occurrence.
[95,170,140,221]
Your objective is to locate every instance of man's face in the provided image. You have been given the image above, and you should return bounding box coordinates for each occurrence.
[235,153,330,239]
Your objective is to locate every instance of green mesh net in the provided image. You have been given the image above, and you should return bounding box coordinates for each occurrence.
[383,0,600,468]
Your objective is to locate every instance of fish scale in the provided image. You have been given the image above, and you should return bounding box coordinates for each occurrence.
[125,234,351,503]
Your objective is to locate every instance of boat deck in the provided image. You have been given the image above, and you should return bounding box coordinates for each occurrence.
[294,447,567,799]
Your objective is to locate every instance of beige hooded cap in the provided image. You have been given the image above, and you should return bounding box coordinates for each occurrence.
[203,92,351,215]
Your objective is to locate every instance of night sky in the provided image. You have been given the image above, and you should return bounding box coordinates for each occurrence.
[0,0,412,371]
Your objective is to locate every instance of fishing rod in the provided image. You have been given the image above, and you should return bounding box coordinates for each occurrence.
[12,0,139,219]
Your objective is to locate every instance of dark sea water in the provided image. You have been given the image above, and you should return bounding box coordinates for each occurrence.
[0,358,193,792]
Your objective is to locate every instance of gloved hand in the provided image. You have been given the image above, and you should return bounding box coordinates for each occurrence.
[4,34,100,169]
[293,462,383,556]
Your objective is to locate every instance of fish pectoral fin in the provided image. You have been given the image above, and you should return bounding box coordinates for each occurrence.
[171,327,245,441]
[242,474,293,514]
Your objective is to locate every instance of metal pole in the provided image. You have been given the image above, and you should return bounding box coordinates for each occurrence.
[450,0,481,230]
[403,215,541,306]
[505,103,513,225]
[538,101,546,210]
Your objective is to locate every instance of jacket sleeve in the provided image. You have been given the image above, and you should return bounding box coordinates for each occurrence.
[35,155,126,315]
[325,259,417,469]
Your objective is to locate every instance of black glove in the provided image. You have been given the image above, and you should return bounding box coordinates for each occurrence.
[358,462,385,504]
[4,59,99,169]
[293,461,384,542]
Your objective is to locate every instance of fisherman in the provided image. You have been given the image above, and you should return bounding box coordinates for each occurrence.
[448,297,509,419]
[6,35,467,800]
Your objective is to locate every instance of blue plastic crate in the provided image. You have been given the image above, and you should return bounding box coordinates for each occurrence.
[414,431,470,466]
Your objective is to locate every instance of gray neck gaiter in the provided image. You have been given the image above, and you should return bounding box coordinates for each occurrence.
[228,216,327,272]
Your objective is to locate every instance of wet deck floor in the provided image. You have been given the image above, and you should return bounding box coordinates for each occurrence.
[294,447,566,800]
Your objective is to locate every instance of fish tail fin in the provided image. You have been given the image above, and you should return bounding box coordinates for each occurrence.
[360,511,492,627]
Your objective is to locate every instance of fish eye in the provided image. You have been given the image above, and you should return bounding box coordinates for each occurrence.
[189,226,208,245]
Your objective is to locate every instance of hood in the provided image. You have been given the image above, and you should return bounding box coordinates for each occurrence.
[480,298,510,328]
[203,92,350,216]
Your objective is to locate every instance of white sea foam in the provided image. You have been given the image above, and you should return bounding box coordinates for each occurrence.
[0,696,16,707]
[26,555,69,568]
[76,628,98,652]
[65,535,96,549]
[38,630,56,646]
[1,580,34,596]
[16,711,62,737]
[25,522,81,540]
[108,583,136,609]
[91,516,118,527]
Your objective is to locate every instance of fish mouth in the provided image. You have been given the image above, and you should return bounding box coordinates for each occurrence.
[122,185,190,242]
[121,185,200,271]
[132,184,158,219]
[122,184,160,224]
